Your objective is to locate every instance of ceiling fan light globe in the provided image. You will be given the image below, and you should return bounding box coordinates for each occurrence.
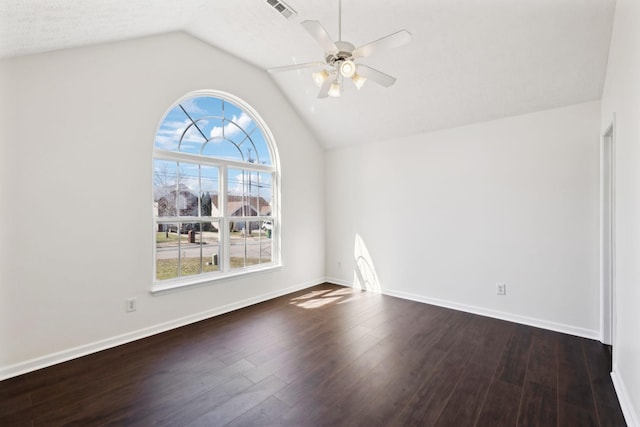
[312,69,330,87]
[340,60,356,78]
[328,81,341,97]
[352,73,367,90]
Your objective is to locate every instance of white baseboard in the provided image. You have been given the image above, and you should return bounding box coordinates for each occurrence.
[0,278,323,381]
[325,276,353,288]
[327,278,599,340]
[611,368,639,427]
[1,278,603,381]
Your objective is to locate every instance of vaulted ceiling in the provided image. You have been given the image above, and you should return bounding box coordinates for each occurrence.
[0,0,616,148]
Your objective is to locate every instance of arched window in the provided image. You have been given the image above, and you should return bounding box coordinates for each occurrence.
[152,91,280,291]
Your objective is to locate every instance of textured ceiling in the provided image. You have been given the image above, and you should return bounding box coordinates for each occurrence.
[0,0,616,148]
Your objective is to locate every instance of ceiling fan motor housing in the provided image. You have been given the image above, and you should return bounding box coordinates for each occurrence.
[325,41,355,65]
[267,17,411,96]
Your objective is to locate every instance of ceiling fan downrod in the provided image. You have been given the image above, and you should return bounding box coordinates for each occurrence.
[338,0,342,42]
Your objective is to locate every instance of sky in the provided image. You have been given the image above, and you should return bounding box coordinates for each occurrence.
[153,96,274,206]
[155,95,272,164]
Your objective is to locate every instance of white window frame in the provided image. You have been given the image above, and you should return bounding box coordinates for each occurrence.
[152,90,281,293]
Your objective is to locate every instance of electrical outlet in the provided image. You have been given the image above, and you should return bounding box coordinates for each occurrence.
[126,298,137,312]
[496,283,506,295]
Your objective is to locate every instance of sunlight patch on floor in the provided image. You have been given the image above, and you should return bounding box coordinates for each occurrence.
[324,288,353,297]
[292,296,343,309]
[290,289,333,301]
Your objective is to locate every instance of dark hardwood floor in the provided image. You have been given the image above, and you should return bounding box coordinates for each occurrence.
[0,283,627,426]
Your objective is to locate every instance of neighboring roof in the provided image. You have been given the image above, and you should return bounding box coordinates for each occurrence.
[213,194,272,217]
[157,191,271,216]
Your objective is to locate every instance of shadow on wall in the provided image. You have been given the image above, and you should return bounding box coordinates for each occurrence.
[353,234,381,293]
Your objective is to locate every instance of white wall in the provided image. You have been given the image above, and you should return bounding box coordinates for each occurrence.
[0,32,325,377]
[326,101,601,337]
[600,0,640,424]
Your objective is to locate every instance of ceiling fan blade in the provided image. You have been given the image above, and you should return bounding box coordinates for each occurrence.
[356,65,396,87]
[268,62,326,73]
[301,20,338,54]
[317,74,336,98]
[353,30,412,58]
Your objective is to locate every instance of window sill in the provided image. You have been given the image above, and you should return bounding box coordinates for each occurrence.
[151,263,283,295]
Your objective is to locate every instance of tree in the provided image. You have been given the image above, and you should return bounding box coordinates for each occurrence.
[200,192,216,231]
[154,162,179,218]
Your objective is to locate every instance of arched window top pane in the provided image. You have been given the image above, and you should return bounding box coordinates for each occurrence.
[152,90,280,290]
[155,94,273,166]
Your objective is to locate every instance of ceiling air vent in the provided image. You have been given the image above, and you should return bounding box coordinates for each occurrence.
[266,0,296,19]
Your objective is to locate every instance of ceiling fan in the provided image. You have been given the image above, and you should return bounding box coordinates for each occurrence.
[268,0,412,98]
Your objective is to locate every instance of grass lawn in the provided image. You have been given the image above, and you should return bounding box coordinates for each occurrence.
[156,256,268,280]
[156,232,185,244]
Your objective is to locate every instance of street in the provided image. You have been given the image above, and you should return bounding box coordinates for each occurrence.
[156,231,272,263]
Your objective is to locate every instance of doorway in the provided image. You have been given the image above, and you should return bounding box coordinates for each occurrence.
[601,119,615,348]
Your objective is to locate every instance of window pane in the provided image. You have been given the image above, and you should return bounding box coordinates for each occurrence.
[228,130,257,162]
[154,93,278,285]
[179,222,202,277]
[179,221,218,277]
[178,123,207,155]
[156,223,180,280]
[202,117,243,161]
[229,220,271,269]
[230,220,246,269]
[245,220,263,267]
[222,101,255,161]
[200,165,219,216]
[250,131,272,166]
[154,160,178,217]
[204,139,247,162]
[227,169,272,217]
[255,172,273,217]
[227,169,249,217]
[154,106,184,151]
[177,163,200,217]
[260,219,274,263]
[182,96,222,118]
[202,220,220,273]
